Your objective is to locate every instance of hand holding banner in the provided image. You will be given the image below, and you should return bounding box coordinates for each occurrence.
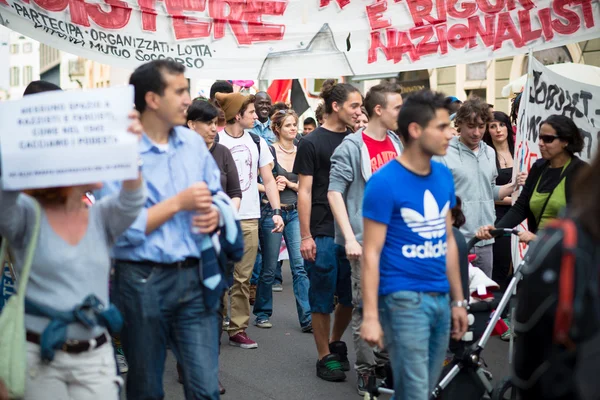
[0,86,139,190]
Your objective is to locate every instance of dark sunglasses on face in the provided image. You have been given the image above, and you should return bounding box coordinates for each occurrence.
[539,134,560,144]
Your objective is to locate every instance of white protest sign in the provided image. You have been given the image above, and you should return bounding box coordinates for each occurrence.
[0,86,138,190]
[512,56,599,266]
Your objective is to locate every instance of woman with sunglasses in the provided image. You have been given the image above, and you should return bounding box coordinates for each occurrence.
[476,115,588,244]
[253,109,312,332]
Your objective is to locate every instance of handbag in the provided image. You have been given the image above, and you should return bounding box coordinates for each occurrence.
[0,199,41,399]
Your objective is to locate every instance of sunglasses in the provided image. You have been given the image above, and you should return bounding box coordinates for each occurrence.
[538,134,560,144]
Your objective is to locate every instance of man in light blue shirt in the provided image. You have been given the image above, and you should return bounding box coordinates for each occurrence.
[250,91,276,145]
[98,60,223,400]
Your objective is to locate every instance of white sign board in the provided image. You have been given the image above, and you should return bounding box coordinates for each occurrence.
[512,56,599,265]
[0,86,138,190]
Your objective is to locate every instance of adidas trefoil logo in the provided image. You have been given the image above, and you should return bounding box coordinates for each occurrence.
[401,190,450,239]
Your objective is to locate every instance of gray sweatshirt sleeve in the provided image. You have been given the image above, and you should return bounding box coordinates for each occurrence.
[96,182,147,245]
[329,142,354,194]
[0,184,31,247]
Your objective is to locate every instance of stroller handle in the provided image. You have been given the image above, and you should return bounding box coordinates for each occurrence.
[466,228,520,251]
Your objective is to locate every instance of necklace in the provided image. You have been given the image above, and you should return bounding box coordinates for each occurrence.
[497,152,512,168]
[277,143,296,154]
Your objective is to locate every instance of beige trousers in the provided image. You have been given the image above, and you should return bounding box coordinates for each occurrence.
[227,219,259,336]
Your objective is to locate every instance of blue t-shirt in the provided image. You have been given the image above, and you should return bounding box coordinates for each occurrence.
[363,160,456,295]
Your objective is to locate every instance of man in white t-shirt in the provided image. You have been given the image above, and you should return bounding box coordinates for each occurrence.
[215,92,284,349]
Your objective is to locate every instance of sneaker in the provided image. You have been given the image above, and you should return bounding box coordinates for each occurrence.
[356,371,373,396]
[249,284,257,305]
[301,323,313,333]
[316,354,346,382]
[229,331,258,349]
[501,318,517,341]
[116,353,128,374]
[222,316,230,328]
[272,283,283,292]
[255,319,273,329]
[329,341,350,371]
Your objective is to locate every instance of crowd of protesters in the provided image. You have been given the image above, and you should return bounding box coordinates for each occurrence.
[0,58,597,400]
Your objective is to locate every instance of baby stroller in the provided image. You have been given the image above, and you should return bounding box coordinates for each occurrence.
[366,229,521,400]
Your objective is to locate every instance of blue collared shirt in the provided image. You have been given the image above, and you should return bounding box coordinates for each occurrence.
[250,119,276,145]
[96,126,222,263]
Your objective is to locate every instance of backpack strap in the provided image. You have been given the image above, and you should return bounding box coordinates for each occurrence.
[547,218,578,349]
[248,132,262,158]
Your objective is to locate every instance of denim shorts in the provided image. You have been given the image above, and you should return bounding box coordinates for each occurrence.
[304,236,352,314]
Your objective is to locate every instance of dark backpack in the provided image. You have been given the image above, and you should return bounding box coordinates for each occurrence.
[513,218,600,400]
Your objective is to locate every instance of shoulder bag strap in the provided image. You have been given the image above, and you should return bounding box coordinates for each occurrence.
[535,161,574,224]
[15,199,42,294]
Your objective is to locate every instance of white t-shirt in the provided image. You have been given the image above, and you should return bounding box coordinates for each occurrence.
[218,130,274,219]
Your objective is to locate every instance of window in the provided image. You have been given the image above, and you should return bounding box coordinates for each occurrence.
[9,67,19,87]
[10,44,18,54]
[466,62,487,81]
[522,46,573,75]
[23,43,32,53]
[466,89,486,100]
[23,66,33,85]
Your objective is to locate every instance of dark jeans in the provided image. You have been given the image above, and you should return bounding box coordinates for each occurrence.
[113,261,219,400]
[251,248,283,286]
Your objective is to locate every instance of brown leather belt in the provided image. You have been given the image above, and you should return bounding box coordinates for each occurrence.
[26,331,108,354]
[261,200,297,211]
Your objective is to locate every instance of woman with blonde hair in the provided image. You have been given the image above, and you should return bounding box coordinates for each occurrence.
[253,109,312,332]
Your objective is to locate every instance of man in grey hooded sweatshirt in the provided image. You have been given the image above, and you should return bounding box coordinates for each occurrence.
[435,98,517,277]
[328,83,403,395]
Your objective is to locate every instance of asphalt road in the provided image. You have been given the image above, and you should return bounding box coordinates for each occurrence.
[122,263,512,400]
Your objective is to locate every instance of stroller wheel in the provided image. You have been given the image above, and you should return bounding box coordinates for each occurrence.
[363,393,377,400]
[492,376,517,400]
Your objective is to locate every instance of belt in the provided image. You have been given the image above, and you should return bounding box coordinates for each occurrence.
[26,331,108,354]
[115,257,200,269]
[262,200,297,211]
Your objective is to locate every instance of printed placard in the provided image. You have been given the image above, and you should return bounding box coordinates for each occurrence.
[0,86,138,190]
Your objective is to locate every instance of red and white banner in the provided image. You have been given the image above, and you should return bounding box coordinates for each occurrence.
[0,0,599,79]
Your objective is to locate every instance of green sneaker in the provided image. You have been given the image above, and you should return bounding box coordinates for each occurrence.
[501,318,516,341]
[316,354,346,382]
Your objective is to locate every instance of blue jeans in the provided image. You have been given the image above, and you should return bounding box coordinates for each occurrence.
[251,244,283,285]
[114,261,219,400]
[253,205,311,328]
[304,237,352,314]
[379,291,450,400]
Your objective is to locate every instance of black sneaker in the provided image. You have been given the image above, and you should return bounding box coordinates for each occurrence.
[316,354,346,382]
[329,341,350,371]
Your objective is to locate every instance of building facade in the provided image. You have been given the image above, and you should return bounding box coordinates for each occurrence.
[5,28,39,100]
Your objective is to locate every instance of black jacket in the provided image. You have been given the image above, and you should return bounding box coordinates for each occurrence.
[496,156,588,233]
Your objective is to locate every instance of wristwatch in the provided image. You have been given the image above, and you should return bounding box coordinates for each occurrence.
[273,209,282,216]
[451,300,468,308]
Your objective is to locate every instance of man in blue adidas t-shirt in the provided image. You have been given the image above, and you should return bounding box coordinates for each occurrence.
[360,90,468,400]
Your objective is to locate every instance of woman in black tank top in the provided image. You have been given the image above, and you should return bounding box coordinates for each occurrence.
[483,111,515,292]
[253,110,312,332]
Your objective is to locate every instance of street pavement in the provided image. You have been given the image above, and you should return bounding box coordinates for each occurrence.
[122,263,511,400]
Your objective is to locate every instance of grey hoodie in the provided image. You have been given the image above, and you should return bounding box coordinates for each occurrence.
[329,130,403,246]
[434,136,500,246]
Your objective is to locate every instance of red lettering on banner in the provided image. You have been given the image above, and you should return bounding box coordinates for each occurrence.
[506,0,534,11]
[476,0,504,14]
[468,15,495,48]
[366,1,391,31]
[209,0,288,45]
[446,0,476,19]
[410,25,439,57]
[32,0,130,28]
[493,12,524,50]
[166,0,210,40]
[320,0,351,9]
[518,9,542,42]
[447,23,468,49]
[368,28,419,63]
[138,0,158,31]
[405,0,446,27]
[538,8,555,40]
[552,0,581,34]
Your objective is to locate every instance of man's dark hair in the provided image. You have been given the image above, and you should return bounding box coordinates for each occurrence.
[269,101,288,118]
[397,90,446,144]
[315,103,325,124]
[454,97,492,129]
[130,60,185,113]
[303,117,316,127]
[187,99,219,123]
[451,196,466,228]
[364,83,402,118]
[319,79,360,114]
[210,80,233,101]
[541,115,585,155]
[23,80,62,96]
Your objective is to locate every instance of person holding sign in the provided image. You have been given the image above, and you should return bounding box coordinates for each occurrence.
[0,106,145,399]
[98,60,224,400]
[477,115,588,243]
